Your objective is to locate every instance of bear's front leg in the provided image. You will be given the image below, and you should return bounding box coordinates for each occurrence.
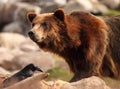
[69,73,80,82]
[70,60,102,82]
[69,71,93,82]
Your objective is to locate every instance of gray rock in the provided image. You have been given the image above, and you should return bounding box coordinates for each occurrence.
[2,22,23,34]
[12,2,41,35]
[0,32,27,49]
[89,0,108,15]
[35,0,66,13]
[12,51,55,71]
[41,3,60,13]
[0,2,41,33]
[13,2,41,22]
[0,2,17,24]
[91,4,108,15]
[76,0,94,11]
[40,0,60,13]
[99,0,120,9]
[38,0,56,7]
[64,0,85,13]
[64,0,108,14]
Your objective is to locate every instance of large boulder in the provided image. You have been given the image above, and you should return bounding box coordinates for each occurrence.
[62,76,110,89]
[0,32,27,49]
[1,76,110,89]
[12,51,55,71]
[13,2,41,35]
[0,2,17,24]
[0,47,14,70]
[2,22,23,34]
[0,33,27,70]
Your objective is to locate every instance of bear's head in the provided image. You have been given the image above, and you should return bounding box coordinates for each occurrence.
[27,9,81,52]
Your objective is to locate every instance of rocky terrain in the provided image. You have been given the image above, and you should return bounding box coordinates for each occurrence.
[0,0,120,89]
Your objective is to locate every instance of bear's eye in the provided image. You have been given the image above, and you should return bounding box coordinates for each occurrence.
[41,22,50,30]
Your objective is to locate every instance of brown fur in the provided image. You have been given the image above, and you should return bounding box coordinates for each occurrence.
[27,9,120,82]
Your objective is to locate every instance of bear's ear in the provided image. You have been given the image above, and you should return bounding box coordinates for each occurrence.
[27,12,37,23]
[54,9,65,21]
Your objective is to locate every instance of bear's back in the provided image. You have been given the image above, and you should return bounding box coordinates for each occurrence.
[104,16,120,63]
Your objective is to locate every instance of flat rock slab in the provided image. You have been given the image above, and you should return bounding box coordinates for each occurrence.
[0,74,110,89]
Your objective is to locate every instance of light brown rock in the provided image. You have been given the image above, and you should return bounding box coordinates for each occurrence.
[3,73,49,89]
[12,51,55,71]
[0,32,27,49]
[0,67,10,75]
[3,76,110,89]
[62,76,110,89]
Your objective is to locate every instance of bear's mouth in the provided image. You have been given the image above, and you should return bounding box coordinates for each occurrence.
[28,32,51,49]
[29,36,47,48]
[29,34,38,43]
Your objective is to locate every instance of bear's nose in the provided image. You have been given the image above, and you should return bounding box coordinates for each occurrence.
[28,31,34,37]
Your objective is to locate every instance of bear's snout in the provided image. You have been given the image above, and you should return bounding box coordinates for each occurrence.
[28,31,34,37]
[28,31,37,42]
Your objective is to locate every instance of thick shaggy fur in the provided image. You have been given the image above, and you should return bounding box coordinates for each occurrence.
[27,9,120,82]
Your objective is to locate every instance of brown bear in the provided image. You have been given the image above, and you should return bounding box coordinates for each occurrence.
[27,9,120,82]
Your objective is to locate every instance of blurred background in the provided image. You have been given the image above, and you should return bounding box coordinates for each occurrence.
[0,0,120,89]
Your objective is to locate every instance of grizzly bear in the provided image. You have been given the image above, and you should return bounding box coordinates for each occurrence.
[27,9,120,82]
